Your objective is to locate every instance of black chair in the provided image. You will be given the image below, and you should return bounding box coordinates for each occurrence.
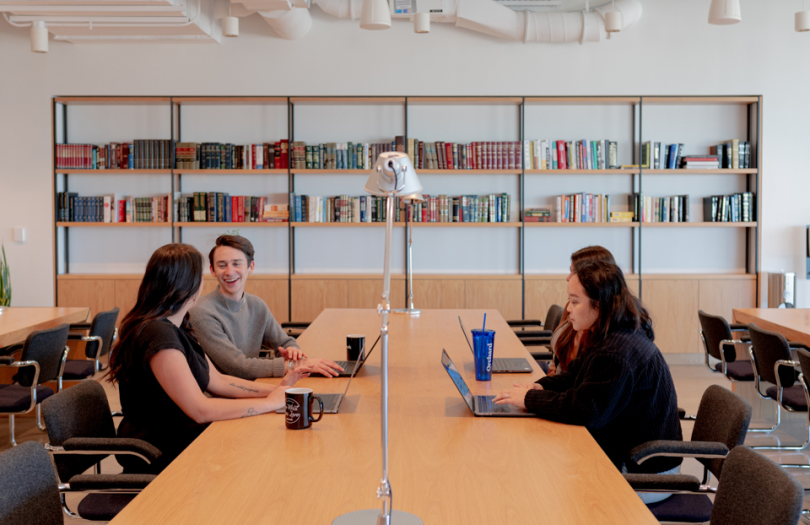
[698,310,754,383]
[0,441,64,525]
[64,307,119,381]
[281,321,309,339]
[624,385,752,523]
[747,323,810,449]
[0,323,69,446]
[518,305,564,365]
[42,380,159,521]
[709,447,804,525]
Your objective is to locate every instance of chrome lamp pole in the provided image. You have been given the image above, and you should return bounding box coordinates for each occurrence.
[393,193,424,316]
[332,152,423,525]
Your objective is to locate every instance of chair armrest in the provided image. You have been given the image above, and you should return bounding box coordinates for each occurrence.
[0,343,23,356]
[623,473,702,492]
[60,437,162,464]
[789,342,810,351]
[67,473,156,491]
[507,320,543,327]
[730,323,748,331]
[630,440,729,465]
[69,322,92,331]
[0,356,14,364]
[530,352,554,361]
[516,330,554,338]
[281,322,310,329]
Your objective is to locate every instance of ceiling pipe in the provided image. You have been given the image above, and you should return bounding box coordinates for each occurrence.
[257,7,312,38]
[2,0,201,28]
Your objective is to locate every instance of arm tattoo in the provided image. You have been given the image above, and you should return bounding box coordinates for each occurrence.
[241,407,259,418]
[229,382,260,394]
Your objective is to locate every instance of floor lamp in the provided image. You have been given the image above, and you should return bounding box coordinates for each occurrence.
[393,192,424,316]
[332,152,424,525]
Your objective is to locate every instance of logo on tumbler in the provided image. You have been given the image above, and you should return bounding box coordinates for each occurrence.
[286,398,301,424]
[486,343,492,372]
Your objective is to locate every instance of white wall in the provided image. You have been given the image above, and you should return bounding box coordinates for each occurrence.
[1,0,809,306]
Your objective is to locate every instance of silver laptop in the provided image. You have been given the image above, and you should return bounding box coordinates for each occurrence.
[441,349,533,417]
[277,336,377,414]
[458,317,532,373]
[311,334,380,378]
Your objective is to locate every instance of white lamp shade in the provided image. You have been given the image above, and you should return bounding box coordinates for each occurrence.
[364,152,422,196]
[360,0,391,30]
[31,21,48,53]
[708,0,741,25]
[604,10,622,33]
[797,11,810,32]
[399,191,425,204]
[414,12,430,33]
[223,16,239,36]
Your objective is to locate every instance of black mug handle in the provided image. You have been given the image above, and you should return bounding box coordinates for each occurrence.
[309,395,324,423]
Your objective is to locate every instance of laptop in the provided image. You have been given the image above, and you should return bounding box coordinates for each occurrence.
[441,349,533,417]
[458,317,532,373]
[276,336,377,414]
[311,334,381,378]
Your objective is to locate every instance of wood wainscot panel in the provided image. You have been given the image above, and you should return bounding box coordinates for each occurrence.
[246,279,290,324]
[291,280,348,323]
[412,279,466,310]
[698,278,757,355]
[201,276,220,296]
[347,279,406,310]
[465,279,522,320]
[525,279,568,321]
[57,278,115,320]
[114,279,142,323]
[642,280,699,354]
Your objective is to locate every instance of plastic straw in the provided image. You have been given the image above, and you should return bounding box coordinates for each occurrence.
[483,313,487,331]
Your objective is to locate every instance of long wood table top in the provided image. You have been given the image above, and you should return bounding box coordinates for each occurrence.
[0,307,89,348]
[110,309,656,525]
[733,308,810,347]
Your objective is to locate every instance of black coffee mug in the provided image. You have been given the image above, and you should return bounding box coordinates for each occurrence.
[285,388,324,430]
[347,334,365,361]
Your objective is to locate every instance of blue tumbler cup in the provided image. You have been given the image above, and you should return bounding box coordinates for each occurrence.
[471,329,495,381]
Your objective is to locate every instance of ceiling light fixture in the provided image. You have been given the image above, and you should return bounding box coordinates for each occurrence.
[31,20,48,53]
[360,0,391,30]
[223,1,239,36]
[797,0,810,32]
[708,0,741,25]
[604,0,621,33]
[414,12,429,33]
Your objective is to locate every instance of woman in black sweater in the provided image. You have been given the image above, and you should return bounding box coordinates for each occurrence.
[494,260,682,476]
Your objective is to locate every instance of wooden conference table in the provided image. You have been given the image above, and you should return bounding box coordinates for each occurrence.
[733,308,810,347]
[0,306,89,348]
[110,309,657,525]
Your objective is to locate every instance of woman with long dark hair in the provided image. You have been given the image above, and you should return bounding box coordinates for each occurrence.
[108,243,309,472]
[495,260,681,478]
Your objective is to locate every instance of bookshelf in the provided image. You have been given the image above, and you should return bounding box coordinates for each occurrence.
[52,95,762,354]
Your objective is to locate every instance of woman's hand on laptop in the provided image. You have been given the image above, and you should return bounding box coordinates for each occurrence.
[493,384,532,409]
[278,346,307,361]
[296,358,345,377]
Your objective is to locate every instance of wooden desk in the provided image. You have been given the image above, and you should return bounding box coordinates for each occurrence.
[733,308,810,347]
[0,307,89,348]
[110,309,656,525]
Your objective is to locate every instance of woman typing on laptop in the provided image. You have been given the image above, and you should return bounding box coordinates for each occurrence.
[493,260,682,483]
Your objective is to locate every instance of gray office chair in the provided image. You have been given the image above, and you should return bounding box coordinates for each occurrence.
[518,305,564,366]
[64,307,119,380]
[624,385,752,523]
[709,447,804,525]
[698,310,753,383]
[747,323,810,449]
[0,323,69,445]
[42,380,159,521]
[0,441,63,525]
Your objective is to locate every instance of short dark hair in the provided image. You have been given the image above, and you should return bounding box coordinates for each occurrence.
[209,235,255,267]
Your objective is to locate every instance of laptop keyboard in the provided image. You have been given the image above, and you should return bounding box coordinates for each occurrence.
[476,396,511,413]
[317,393,341,412]
[493,358,530,371]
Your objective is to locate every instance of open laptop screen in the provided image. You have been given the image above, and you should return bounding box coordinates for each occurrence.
[441,349,475,412]
[458,317,474,355]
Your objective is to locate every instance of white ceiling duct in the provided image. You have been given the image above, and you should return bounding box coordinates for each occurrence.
[314,0,363,19]
[258,6,311,38]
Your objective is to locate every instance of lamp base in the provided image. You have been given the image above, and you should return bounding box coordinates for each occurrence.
[392,308,421,315]
[332,509,423,525]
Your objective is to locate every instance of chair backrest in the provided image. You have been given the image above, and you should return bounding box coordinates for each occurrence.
[544,305,564,333]
[0,441,63,525]
[748,323,796,388]
[16,323,69,386]
[698,310,736,363]
[797,348,810,391]
[710,446,803,525]
[86,307,119,359]
[691,385,752,478]
[42,380,116,482]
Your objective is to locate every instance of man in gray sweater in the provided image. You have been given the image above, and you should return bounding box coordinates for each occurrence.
[190,235,343,380]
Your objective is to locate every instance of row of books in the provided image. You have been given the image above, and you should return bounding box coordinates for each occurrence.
[641,140,752,169]
[291,141,398,170]
[408,194,511,223]
[629,194,691,223]
[408,140,523,171]
[56,141,172,170]
[174,142,289,170]
[554,194,613,223]
[524,140,618,170]
[292,195,401,223]
[703,193,755,222]
[176,193,288,223]
[57,192,170,222]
